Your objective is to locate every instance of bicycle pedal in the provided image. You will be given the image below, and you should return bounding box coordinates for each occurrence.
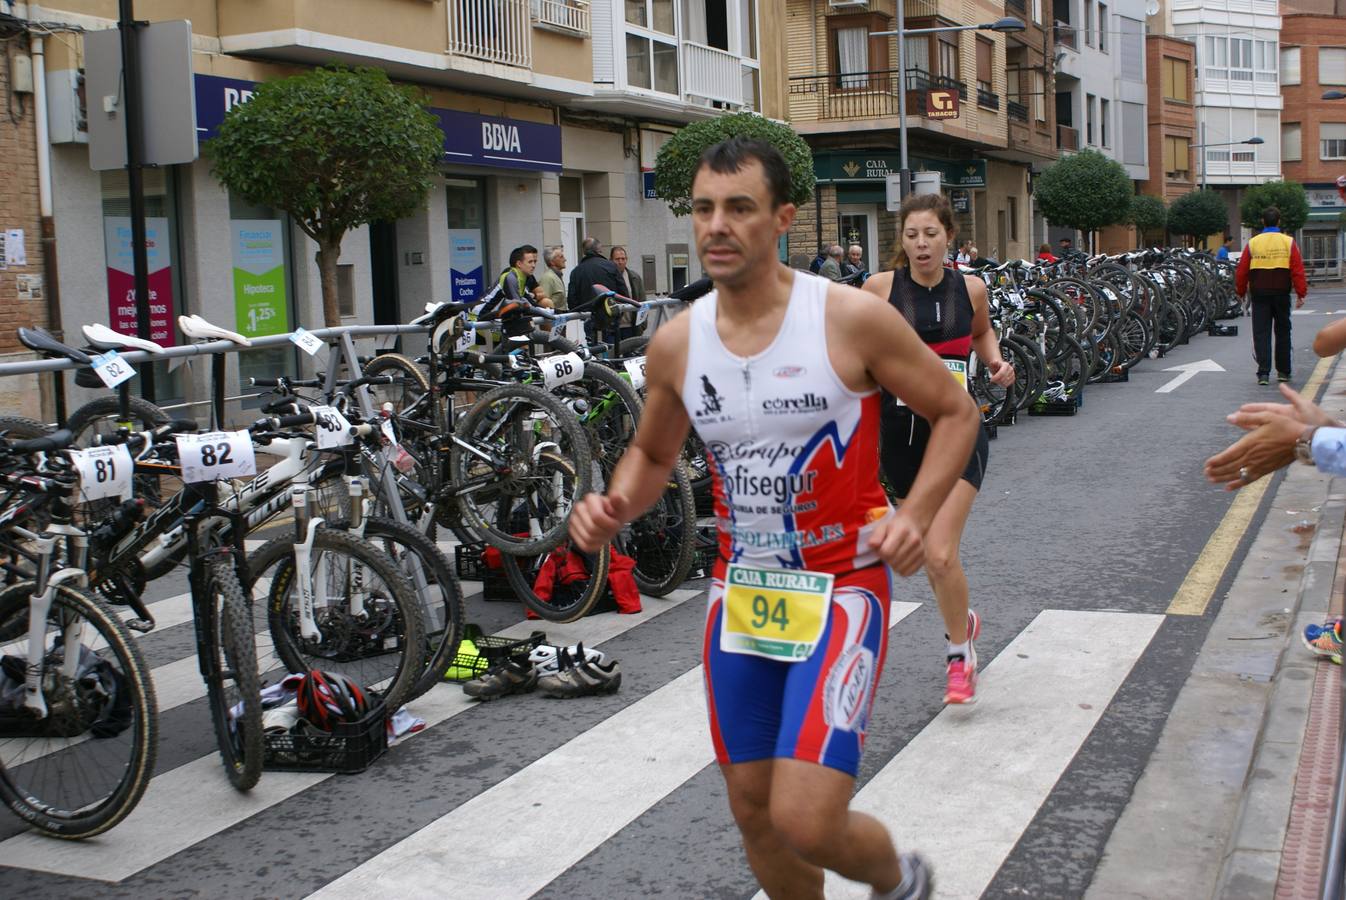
[125,618,155,634]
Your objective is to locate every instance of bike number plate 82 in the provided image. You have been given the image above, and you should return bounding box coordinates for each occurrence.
[175,431,257,483]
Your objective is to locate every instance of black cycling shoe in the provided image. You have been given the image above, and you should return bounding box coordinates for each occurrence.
[462,657,538,700]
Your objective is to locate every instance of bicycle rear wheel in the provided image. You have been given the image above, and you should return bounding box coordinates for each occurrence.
[202,559,263,791]
[0,582,157,837]
[624,461,696,596]
[500,540,612,623]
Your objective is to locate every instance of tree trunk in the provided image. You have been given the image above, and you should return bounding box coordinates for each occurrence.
[316,239,343,328]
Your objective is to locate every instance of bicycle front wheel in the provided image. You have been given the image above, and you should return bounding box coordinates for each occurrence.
[0,582,157,837]
[247,529,427,712]
[202,559,263,791]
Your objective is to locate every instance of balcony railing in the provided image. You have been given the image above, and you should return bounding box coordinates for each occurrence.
[1057,124,1079,150]
[533,0,589,35]
[904,0,941,18]
[977,88,1000,110]
[683,41,744,106]
[1007,99,1028,122]
[788,68,967,121]
[1054,22,1076,50]
[449,0,532,67]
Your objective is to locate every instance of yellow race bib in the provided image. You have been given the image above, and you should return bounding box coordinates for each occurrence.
[944,358,967,388]
[720,564,834,661]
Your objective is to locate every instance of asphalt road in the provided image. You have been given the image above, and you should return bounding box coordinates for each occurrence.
[3,289,1344,899]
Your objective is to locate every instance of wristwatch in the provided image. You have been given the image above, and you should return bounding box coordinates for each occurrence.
[1295,426,1318,465]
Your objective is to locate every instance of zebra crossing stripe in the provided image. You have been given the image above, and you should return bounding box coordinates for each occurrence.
[0,589,702,882]
[795,609,1163,900]
[304,602,924,900]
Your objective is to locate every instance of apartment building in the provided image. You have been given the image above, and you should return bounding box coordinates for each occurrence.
[3,1,776,407]
[1140,33,1197,204]
[784,0,1040,269]
[1152,0,1282,244]
[1051,0,1149,249]
[1280,4,1346,279]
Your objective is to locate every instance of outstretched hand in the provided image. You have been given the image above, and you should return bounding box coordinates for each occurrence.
[1228,383,1339,430]
[1204,414,1302,490]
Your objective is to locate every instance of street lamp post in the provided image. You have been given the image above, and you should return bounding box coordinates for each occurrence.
[870,15,1025,201]
[1192,127,1265,191]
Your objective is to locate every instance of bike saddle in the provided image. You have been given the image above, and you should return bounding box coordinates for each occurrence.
[82,323,166,354]
[17,327,92,365]
[178,314,251,346]
[3,429,74,455]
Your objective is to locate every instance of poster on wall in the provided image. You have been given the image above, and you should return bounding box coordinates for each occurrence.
[231,220,289,338]
[449,229,484,303]
[104,217,177,346]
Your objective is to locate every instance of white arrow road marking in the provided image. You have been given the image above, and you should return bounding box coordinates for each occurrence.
[1155,359,1226,394]
[1292,310,1316,316]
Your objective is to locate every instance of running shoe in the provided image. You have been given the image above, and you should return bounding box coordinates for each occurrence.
[944,657,977,704]
[462,657,538,700]
[1258,377,1270,386]
[538,654,622,698]
[870,852,933,900]
[1278,373,1292,383]
[1302,620,1343,664]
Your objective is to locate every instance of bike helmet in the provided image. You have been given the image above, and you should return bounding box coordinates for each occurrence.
[294,670,369,730]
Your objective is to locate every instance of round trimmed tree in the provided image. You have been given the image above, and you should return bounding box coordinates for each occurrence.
[209,66,444,327]
[1168,190,1228,245]
[653,112,815,216]
[1240,180,1310,234]
[1129,194,1168,247]
[1033,149,1133,249]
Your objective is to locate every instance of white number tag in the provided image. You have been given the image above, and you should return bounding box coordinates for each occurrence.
[542,352,584,389]
[175,431,256,483]
[309,405,353,450]
[289,327,324,357]
[69,445,134,502]
[623,356,648,391]
[455,320,476,353]
[91,351,135,388]
[635,305,650,327]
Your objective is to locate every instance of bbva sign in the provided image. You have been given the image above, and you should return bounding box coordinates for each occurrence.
[482,122,523,153]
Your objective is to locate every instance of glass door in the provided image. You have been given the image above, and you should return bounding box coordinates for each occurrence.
[446,178,488,303]
[837,205,878,273]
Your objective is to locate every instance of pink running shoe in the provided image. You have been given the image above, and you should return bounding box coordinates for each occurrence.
[944,657,977,704]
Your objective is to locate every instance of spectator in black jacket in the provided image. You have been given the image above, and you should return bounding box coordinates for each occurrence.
[567,237,626,339]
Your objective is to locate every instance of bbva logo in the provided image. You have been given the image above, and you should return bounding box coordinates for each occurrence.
[482,123,522,153]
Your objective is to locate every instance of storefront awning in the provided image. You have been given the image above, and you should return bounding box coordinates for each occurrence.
[1305,208,1346,224]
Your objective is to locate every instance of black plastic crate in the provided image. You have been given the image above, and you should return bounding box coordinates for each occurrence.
[443,627,546,682]
[455,542,517,602]
[263,705,387,775]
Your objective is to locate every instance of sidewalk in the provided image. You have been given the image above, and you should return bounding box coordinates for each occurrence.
[1087,355,1346,900]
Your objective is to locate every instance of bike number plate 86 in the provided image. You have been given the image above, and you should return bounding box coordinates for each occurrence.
[542,352,585,389]
[175,431,257,483]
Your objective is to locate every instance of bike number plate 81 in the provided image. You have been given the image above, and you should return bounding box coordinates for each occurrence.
[176,431,257,483]
[69,445,134,502]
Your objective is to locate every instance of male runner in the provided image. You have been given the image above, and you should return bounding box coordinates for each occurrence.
[569,137,979,899]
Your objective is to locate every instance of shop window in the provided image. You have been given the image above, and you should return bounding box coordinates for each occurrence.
[229,193,298,399]
[100,167,185,402]
[447,178,488,303]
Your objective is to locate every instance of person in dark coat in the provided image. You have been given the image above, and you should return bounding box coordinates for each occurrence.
[567,236,626,339]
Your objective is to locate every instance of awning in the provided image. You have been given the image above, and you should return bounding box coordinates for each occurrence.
[1305,208,1346,224]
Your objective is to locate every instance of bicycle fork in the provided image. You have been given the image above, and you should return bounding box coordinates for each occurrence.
[20,526,89,718]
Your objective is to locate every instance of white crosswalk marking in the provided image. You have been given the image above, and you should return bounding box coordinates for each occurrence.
[788,609,1164,900]
[0,588,701,882]
[307,602,924,900]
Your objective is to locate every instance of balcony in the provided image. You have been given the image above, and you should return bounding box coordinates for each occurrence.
[449,0,532,67]
[1054,22,1076,51]
[1007,100,1028,122]
[788,68,967,122]
[683,41,744,106]
[977,88,1000,110]
[1057,124,1079,150]
[904,0,941,18]
[533,0,590,36]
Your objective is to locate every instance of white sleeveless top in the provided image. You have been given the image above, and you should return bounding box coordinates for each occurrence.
[681,272,889,573]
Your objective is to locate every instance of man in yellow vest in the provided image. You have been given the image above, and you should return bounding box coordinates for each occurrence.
[1236,206,1309,386]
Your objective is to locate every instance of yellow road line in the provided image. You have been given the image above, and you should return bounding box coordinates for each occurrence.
[1167,353,1337,616]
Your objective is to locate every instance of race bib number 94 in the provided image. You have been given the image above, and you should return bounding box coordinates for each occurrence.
[945,358,967,389]
[720,564,833,661]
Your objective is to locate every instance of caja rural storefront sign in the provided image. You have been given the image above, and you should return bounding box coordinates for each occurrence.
[814,152,987,189]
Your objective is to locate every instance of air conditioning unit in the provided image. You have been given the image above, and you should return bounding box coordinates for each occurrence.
[828,0,870,8]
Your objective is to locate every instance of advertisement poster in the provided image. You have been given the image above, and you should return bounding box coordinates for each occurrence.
[104,217,176,346]
[449,229,484,303]
[231,220,289,338]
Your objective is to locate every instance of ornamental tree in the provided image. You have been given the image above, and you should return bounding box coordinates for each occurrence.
[1128,194,1168,247]
[1240,180,1310,234]
[209,66,444,327]
[653,112,816,216]
[1033,150,1133,244]
[1167,189,1229,244]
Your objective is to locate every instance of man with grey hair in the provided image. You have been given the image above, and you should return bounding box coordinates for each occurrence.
[538,245,568,311]
[819,244,844,281]
[568,235,626,338]
[843,244,865,279]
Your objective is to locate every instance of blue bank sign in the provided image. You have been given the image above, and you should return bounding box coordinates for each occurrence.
[193,74,562,172]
